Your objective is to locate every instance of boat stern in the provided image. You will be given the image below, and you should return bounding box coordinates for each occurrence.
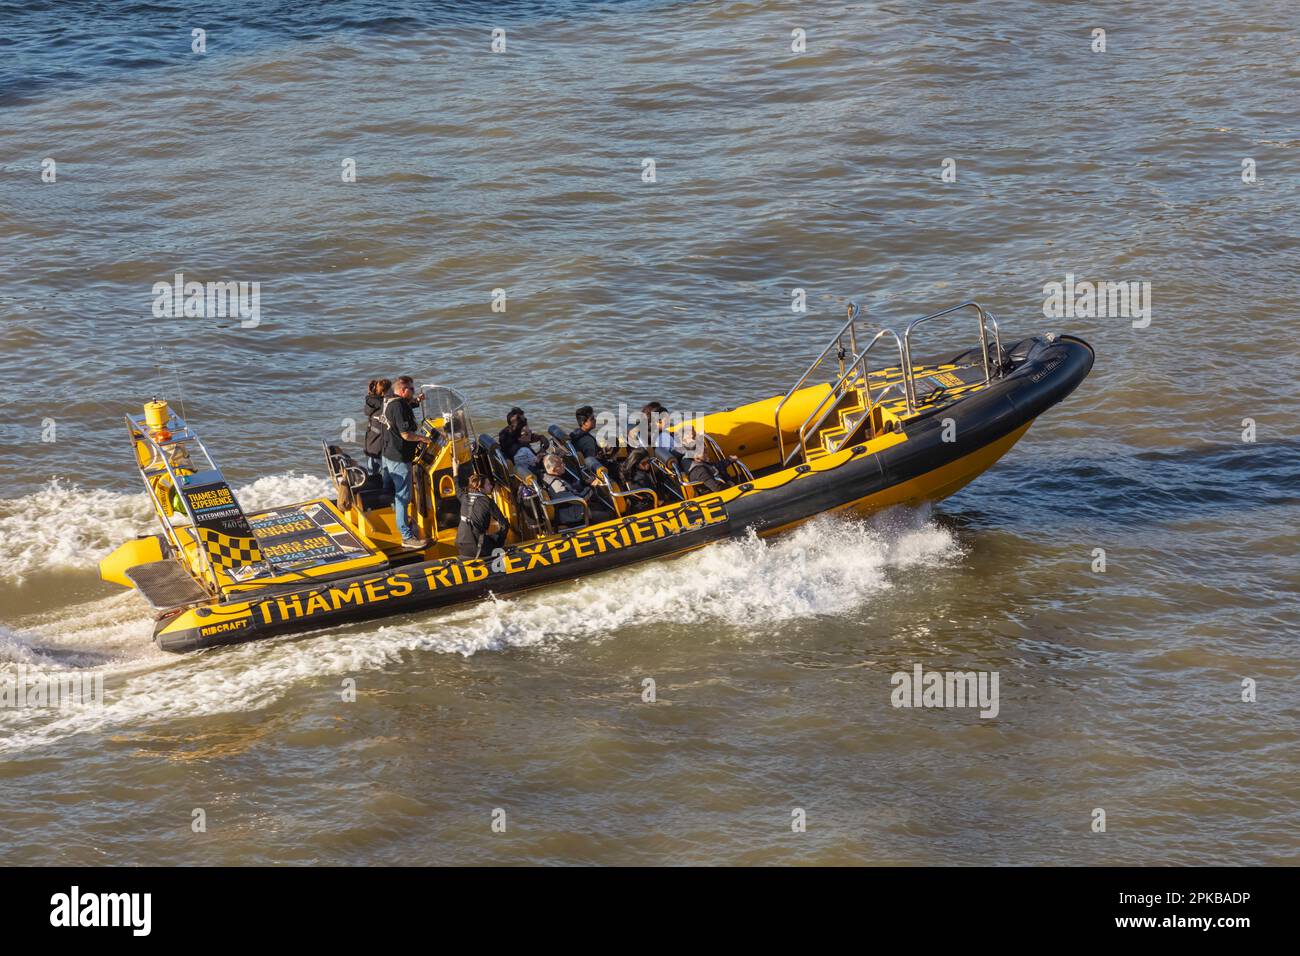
[99,534,165,588]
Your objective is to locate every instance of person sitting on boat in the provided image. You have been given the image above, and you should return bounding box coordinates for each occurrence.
[363,378,392,475]
[498,407,527,460]
[619,449,662,513]
[542,453,610,528]
[677,424,735,493]
[456,473,508,559]
[638,402,676,460]
[569,405,610,471]
[512,425,542,478]
[381,375,433,549]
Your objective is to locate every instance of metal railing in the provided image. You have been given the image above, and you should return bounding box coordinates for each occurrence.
[774,304,864,465]
[703,434,755,484]
[776,299,1007,467]
[787,323,906,467]
[321,439,369,492]
[901,301,1003,411]
[125,413,223,594]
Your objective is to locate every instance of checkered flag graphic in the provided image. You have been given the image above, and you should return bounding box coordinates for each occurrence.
[196,527,264,569]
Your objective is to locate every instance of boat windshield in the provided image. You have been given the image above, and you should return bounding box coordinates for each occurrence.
[419,384,476,444]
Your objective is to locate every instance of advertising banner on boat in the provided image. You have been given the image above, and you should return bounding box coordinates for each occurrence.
[181,481,255,537]
[248,501,371,572]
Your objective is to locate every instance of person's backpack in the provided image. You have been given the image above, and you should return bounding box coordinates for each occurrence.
[363,399,389,456]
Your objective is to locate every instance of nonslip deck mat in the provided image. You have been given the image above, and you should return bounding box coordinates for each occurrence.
[125,560,210,609]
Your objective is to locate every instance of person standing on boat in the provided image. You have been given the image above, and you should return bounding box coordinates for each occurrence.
[363,378,392,475]
[381,375,432,549]
[456,473,508,559]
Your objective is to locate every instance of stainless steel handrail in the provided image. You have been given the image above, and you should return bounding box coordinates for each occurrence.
[984,309,1003,366]
[126,415,222,593]
[540,485,592,529]
[600,472,659,515]
[774,302,866,464]
[517,475,552,536]
[789,326,906,466]
[702,434,754,483]
[776,299,1006,467]
[901,301,1002,411]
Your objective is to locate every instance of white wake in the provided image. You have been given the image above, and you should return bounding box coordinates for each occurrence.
[0,474,961,755]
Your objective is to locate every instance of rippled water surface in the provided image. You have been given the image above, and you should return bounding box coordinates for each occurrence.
[0,0,1297,865]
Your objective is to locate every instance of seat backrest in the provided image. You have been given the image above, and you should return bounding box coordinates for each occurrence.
[546,424,592,479]
[592,466,628,516]
[515,475,549,537]
[648,456,685,501]
[474,433,511,483]
[473,433,529,536]
[546,424,579,457]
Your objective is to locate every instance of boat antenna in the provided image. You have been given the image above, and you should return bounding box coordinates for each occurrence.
[170,366,188,423]
[445,392,458,478]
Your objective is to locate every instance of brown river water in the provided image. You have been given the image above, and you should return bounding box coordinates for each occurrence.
[0,1,1296,865]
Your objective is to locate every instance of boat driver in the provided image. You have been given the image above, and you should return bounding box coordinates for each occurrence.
[381,375,433,549]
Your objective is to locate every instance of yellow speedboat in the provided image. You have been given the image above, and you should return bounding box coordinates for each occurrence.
[100,302,1093,652]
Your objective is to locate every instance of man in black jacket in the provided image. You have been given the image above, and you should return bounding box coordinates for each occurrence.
[498,406,527,460]
[569,405,607,471]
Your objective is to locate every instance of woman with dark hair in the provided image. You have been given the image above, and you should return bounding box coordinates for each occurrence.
[456,473,508,559]
[363,378,392,474]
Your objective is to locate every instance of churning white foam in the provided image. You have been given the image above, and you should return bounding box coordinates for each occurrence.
[0,592,158,667]
[0,479,150,582]
[0,507,962,754]
[0,472,336,753]
[0,473,332,583]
